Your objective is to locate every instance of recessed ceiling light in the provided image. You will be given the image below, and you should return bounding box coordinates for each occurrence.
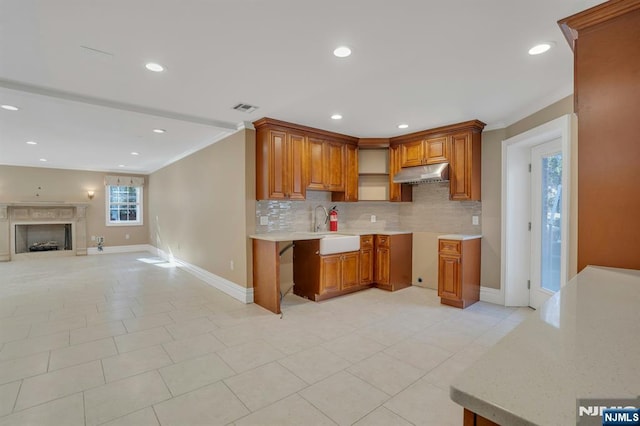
[397,124,409,129]
[39,158,47,162]
[131,152,139,156]
[145,62,164,72]
[153,128,166,134]
[1,104,19,111]
[118,164,126,168]
[331,114,343,120]
[26,141,37,145]
[528,42,555,55]
[333,46,352,58]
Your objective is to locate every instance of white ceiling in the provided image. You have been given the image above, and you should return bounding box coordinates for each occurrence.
[0,0,605,174]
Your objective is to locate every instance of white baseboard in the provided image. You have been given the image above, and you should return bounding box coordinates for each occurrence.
[480,286,505,305]
[151,246,253,304]
[87,244,154,255]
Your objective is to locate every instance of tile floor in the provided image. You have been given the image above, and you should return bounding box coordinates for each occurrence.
[0,253,533,425]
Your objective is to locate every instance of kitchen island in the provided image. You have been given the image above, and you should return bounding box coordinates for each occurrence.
[450,266,640,425]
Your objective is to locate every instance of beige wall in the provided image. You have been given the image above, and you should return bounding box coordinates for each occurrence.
[148,129,255,288]
[479,95,575,291]
[0,165,149,248]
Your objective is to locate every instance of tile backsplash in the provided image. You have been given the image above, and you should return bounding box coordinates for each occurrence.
[255,183,482,235]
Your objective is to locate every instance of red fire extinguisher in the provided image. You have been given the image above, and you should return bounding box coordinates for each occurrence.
[329,206,338,232]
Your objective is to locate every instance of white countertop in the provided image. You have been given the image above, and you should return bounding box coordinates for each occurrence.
[438,234,482,240]
[450,266,640,425]
[249,230,412,242]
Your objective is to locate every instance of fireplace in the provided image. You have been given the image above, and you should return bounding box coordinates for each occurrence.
[14,223,73,254]
[0,203,88,261]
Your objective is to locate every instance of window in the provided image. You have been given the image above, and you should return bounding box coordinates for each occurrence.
[106,185,143,226]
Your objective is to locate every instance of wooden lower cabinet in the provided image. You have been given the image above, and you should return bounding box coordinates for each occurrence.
[359,235,374,285]
[438,238,481,308]
[373,234,412,292]
[463,409,499,426]
[293,239,365,301]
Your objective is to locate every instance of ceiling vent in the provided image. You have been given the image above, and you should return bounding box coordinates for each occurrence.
[232,103,258,113]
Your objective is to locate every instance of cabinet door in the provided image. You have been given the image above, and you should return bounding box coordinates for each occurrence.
[425,136,448,164]
[320,254,342,294]
[438,253,461,300]
[360,248,373,285]
[325,141,345,191]
[307,137,325,190]
[268,130,288,199]
[341,252,360,289]
[450,131,471,200]
[342,144,358,201]
[400,140,425,167]
[375,246,390,285]
[389,145,412,202]
[287,133,307,200]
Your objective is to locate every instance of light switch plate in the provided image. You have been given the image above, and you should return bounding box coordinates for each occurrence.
[371,215,376,223]
[260,216,269,225]
[472,215,479,225]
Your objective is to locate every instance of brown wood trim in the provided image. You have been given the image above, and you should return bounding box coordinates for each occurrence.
[253,117,359,145]
[558,0,640,50]
[252,239,281,314]
[389,120,486,145]
[358,138,390,148]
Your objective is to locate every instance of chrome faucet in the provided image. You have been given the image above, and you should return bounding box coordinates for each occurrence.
[313,205,329,232]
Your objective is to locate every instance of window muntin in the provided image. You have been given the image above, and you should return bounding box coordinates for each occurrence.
[106,186,143,226]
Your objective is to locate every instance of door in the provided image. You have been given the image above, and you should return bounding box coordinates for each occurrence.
[530,138,563,309]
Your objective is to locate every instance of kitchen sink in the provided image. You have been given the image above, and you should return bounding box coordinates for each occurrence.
[319,234,360,255]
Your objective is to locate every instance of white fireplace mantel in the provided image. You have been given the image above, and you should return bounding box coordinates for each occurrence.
[0,202,89,261]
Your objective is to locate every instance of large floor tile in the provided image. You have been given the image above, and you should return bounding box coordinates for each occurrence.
[353,406,413,426]
[322,333,387,363]
[0,352,49,385]
[234,394,336,426]
[162,333,226,363]
[28,315,86,338]
[84,371,171,426]
[15,360,104,410]
[123,313,174,333]
[278,346,351,385]
[153,381,249,425]
[0,323,30,345]
[164,317,218,340]
[114,326,173,353]
[299,371,389,426]
[86,308,135,326]
[217,340,285,373]
[0,393,84,426]
[49,337,118,371]
[0,382,20,417]
[0,331,69,362]
[102,345,172,382]
[159,353,235,396]
[384,379,462,426]
[347,352,425,396]
[70,321,127,345]
[100,407,159,426]
[422,358,471,392]
[224,362,307,411]
[384,339,453,372]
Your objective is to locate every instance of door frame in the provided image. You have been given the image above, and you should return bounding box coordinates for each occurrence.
[501,114,572,306]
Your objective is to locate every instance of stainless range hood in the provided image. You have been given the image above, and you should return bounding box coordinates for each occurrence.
[392,163,449,184]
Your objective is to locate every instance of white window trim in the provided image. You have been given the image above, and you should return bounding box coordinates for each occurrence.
[105,186,144,227]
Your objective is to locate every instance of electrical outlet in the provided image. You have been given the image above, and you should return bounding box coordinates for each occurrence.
[229,260,234,271]
[371,215,376,223]
[125,234,130,240]
[260,216,269,226]
[472,215,479,225]
[91,235,96,241]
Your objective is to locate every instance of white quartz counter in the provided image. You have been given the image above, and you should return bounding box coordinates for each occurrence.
[450,266,640,425]
[249,230,412,242]
[438,234,482,240]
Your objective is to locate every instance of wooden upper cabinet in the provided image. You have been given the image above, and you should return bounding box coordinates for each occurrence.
[400,140,425,167]
[332,144,358,202]
[400,137,448,167]
[308,138,346,192]
[449,130,481,201]
[307,137,325,190]
[389,145,413,202]
[425,136,448,164]
[255,127,307,200]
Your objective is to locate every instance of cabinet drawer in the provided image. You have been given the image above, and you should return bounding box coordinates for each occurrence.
[360,235,373,248]
[439,239,461,254]
[375,235,390,247]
